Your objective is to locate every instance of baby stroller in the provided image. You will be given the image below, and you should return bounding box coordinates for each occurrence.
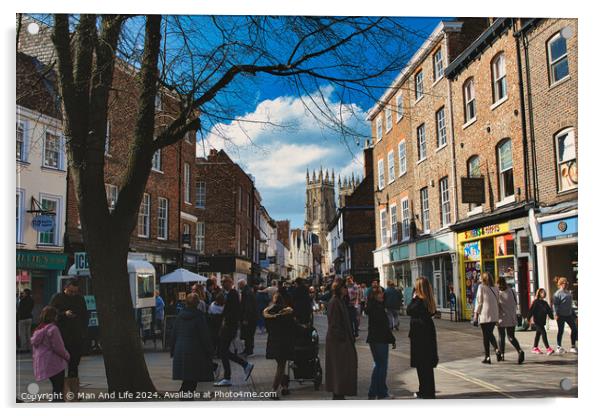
[284,319,323,391]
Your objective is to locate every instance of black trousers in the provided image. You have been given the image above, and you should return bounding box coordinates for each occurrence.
[65,342,82,378]
[416,365,435,398]
[218,329,248,379]
[557,315,578,347]
[533,324,550,348]
[241,323,256,354]
[180,380,197,393]
[480,322,499,357]
[49,371,65,402]
[498,326,522,354]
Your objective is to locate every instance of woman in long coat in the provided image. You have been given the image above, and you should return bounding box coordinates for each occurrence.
[171,293,214,396]
[264,292,295,398]
[325,277,358,399]
[407,277,438,399]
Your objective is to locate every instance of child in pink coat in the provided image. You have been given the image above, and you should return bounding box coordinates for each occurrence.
[31,306,70,402]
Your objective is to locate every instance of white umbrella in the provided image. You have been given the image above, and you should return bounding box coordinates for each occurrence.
[160,268,208,284]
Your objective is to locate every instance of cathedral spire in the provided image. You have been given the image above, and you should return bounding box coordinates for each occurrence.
[312,170,316,182]
[306,168,310,184]
[325,169,329,182]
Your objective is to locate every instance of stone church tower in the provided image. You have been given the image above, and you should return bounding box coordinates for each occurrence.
[304,167,336,252]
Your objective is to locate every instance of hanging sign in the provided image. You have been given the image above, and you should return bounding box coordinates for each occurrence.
[31,215,55,232]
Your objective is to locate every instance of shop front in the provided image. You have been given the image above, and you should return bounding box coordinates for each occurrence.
[529,209,578,319]
[16,250,68,323]
[197,254,252,285]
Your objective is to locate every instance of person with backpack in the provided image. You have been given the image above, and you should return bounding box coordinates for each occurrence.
[527,288,555,355]
[474,272,502,364]
[496,276,524,364]
[553,277,578,353]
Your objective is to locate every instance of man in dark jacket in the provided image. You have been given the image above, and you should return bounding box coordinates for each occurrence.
[17,289,34,352]
[214,276,254,387]
[291,278,313,325]
[238,279,258,356]
[384,281,403,331]
[50,279,88,392]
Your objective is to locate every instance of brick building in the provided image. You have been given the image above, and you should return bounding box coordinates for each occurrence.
[194,149,261,284]
[517,19,578,311]
[368,18,488,312]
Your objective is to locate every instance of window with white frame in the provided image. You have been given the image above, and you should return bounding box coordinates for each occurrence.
[420,187,430,233]
[196,180,206,208]
[463,78,476,122]
[385,107,392,132]
[439,177,451,226]
[415,70,424,100]
[401,198,410,241]
[417,123,426,161]
[398,140,407,176]
[183,223,191,247]
[390,204,398,243]
[43,131,62,169]
[433,48,444,80]
[492,53,507,103]
[396,93,403,121]
[196,222,205,253]
[555,128,577,191]
[436,107,447,147]
[184,163,191,204]
[38,196,59,245]
[548,32,569,84]
[16,190,24,243]
[377,159,385,190]
[497,139,514,200]
[380,209,388,246]
[387,150,395,183]
[105,120,111,155]
[376,116,383,142]
[152,149,162,172]
[105,184,118,213]
[17,121,26,161]
[467,155,482,211]
[157,197,168,239]
[138,193,150,237]
[155,93,163,111]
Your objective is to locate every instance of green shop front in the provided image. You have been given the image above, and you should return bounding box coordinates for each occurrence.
[16,250,68,323]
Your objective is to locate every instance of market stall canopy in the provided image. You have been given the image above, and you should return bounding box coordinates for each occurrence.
[160,268,208,284]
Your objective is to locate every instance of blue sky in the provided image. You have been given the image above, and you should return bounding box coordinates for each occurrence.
[196,16,446,228]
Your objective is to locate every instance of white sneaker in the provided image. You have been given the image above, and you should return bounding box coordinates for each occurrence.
[213,378,232,387]
[556,346,566,354]
[569,347,578,353]
[244,363,254,380]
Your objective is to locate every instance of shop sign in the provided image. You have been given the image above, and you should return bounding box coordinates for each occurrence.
[16,250,68,271]
[140,307,153,331]
[458,223,509,242]
[461,177,485,204]
[183,254,197,265]
[84,295,96,311]
[31,215,55,232]
[389,244,410,263]
[416,235,453,257]
[74,252,89,273]
[541,216,577,241]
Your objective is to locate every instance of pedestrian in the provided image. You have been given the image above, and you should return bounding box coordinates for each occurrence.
[346,276,360,338]
[213,276,254,387]
[263,292,295,399]
[474,272,502,364]
[365,285,395,400]
[255,285,270,335]
[291,278,313,325]
[155,290,165,335]
[359,283,367,315]
[553,277,578,354]
[170,293,214,397]
[207,291,225,357]
[49,279,88,398]
[527,288,555,355]
[31,306,70,402]
[17,289,34,352]
[238,279,258,356]
[496,276,524,364]
[325,277,358,400]
[407,277,438,399]
[384,280,402,332]
[191,283,207,314]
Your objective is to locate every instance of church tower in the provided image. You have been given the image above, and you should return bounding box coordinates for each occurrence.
[304,167,336,250]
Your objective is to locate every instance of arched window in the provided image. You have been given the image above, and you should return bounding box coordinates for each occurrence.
[463,77,476,123]
[548,32,569,84]
[496,139,514,200]
[491,53,507,103]
[555,127,577,191]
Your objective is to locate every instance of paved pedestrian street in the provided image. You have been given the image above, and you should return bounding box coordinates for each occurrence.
[16,314,577,402]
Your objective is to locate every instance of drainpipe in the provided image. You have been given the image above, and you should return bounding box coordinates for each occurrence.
[445,31,460,225]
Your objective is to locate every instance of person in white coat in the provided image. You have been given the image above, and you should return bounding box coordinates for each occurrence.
[474,272,502,364]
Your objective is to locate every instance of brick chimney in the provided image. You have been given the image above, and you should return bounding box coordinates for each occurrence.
[363,140,373,180]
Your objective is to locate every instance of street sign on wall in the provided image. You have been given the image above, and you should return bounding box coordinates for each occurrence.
[461,177,485,204]
[31,215,55,232]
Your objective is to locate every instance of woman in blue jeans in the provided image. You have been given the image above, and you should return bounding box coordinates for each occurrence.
[365,285,395,399]
[553,277,578,353]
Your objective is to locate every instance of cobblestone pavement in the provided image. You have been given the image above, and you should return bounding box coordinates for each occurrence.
[16,313,577,402]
